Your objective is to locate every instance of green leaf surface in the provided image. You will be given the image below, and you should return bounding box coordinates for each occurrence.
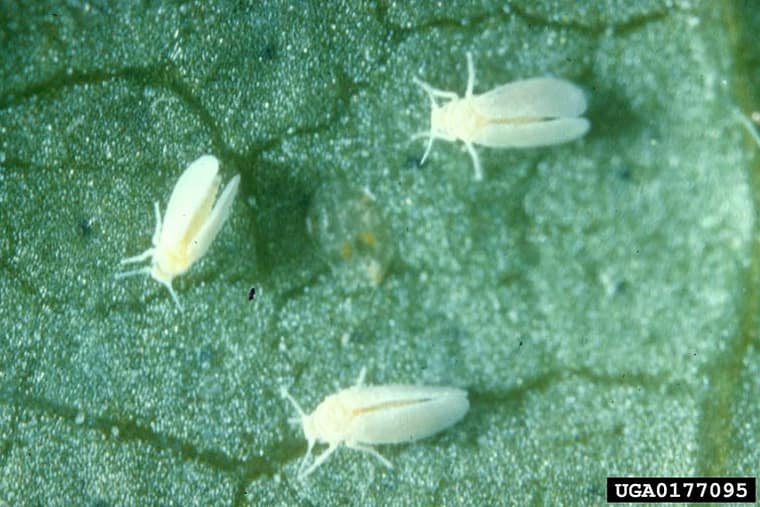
[1,0,758,505]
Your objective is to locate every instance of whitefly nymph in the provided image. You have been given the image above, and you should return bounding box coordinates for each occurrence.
[413,51,590,180]
[282,368,469,479]
[115,154,240,310]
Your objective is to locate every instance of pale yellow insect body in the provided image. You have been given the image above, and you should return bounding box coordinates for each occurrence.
[282,368,469,479]
[116,154,240,310]
[414,52,590,180]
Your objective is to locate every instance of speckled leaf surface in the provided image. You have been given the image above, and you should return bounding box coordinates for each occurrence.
[1,1,758,505]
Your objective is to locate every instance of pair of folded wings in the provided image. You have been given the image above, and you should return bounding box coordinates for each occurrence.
[467,77,590,148]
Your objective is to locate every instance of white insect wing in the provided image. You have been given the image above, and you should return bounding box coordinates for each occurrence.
[186,174,240,265]
[473,116,590,148]
[159,154,220,249]
[471,77,589,148]
[474,77,587,119]
[345,385,470,444]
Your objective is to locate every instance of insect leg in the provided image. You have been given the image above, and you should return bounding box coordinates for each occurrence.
[410,131,433,141]
[354,367,367,387]
[158,279,183,311]
[151,201,163,246]
[410,131,436,166]
[297,438,316,477]
[119,248,155,265]
[114,266,151,279]
[299,442,339,479]
[463,141,483,181]
[419,135,436,166]
[346,442,393,469]
[280,387,306,419]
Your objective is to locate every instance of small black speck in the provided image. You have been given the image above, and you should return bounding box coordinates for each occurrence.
[405,154,423,169]
[79,217,94,238]
[261,43,277,61]
[519,341,523,347]
[248,287,256,301]
[198,347,214,365]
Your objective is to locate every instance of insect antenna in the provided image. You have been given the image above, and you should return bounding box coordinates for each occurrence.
[464,51,476,98]
[280,386,306,422]
[114,266,151,279]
